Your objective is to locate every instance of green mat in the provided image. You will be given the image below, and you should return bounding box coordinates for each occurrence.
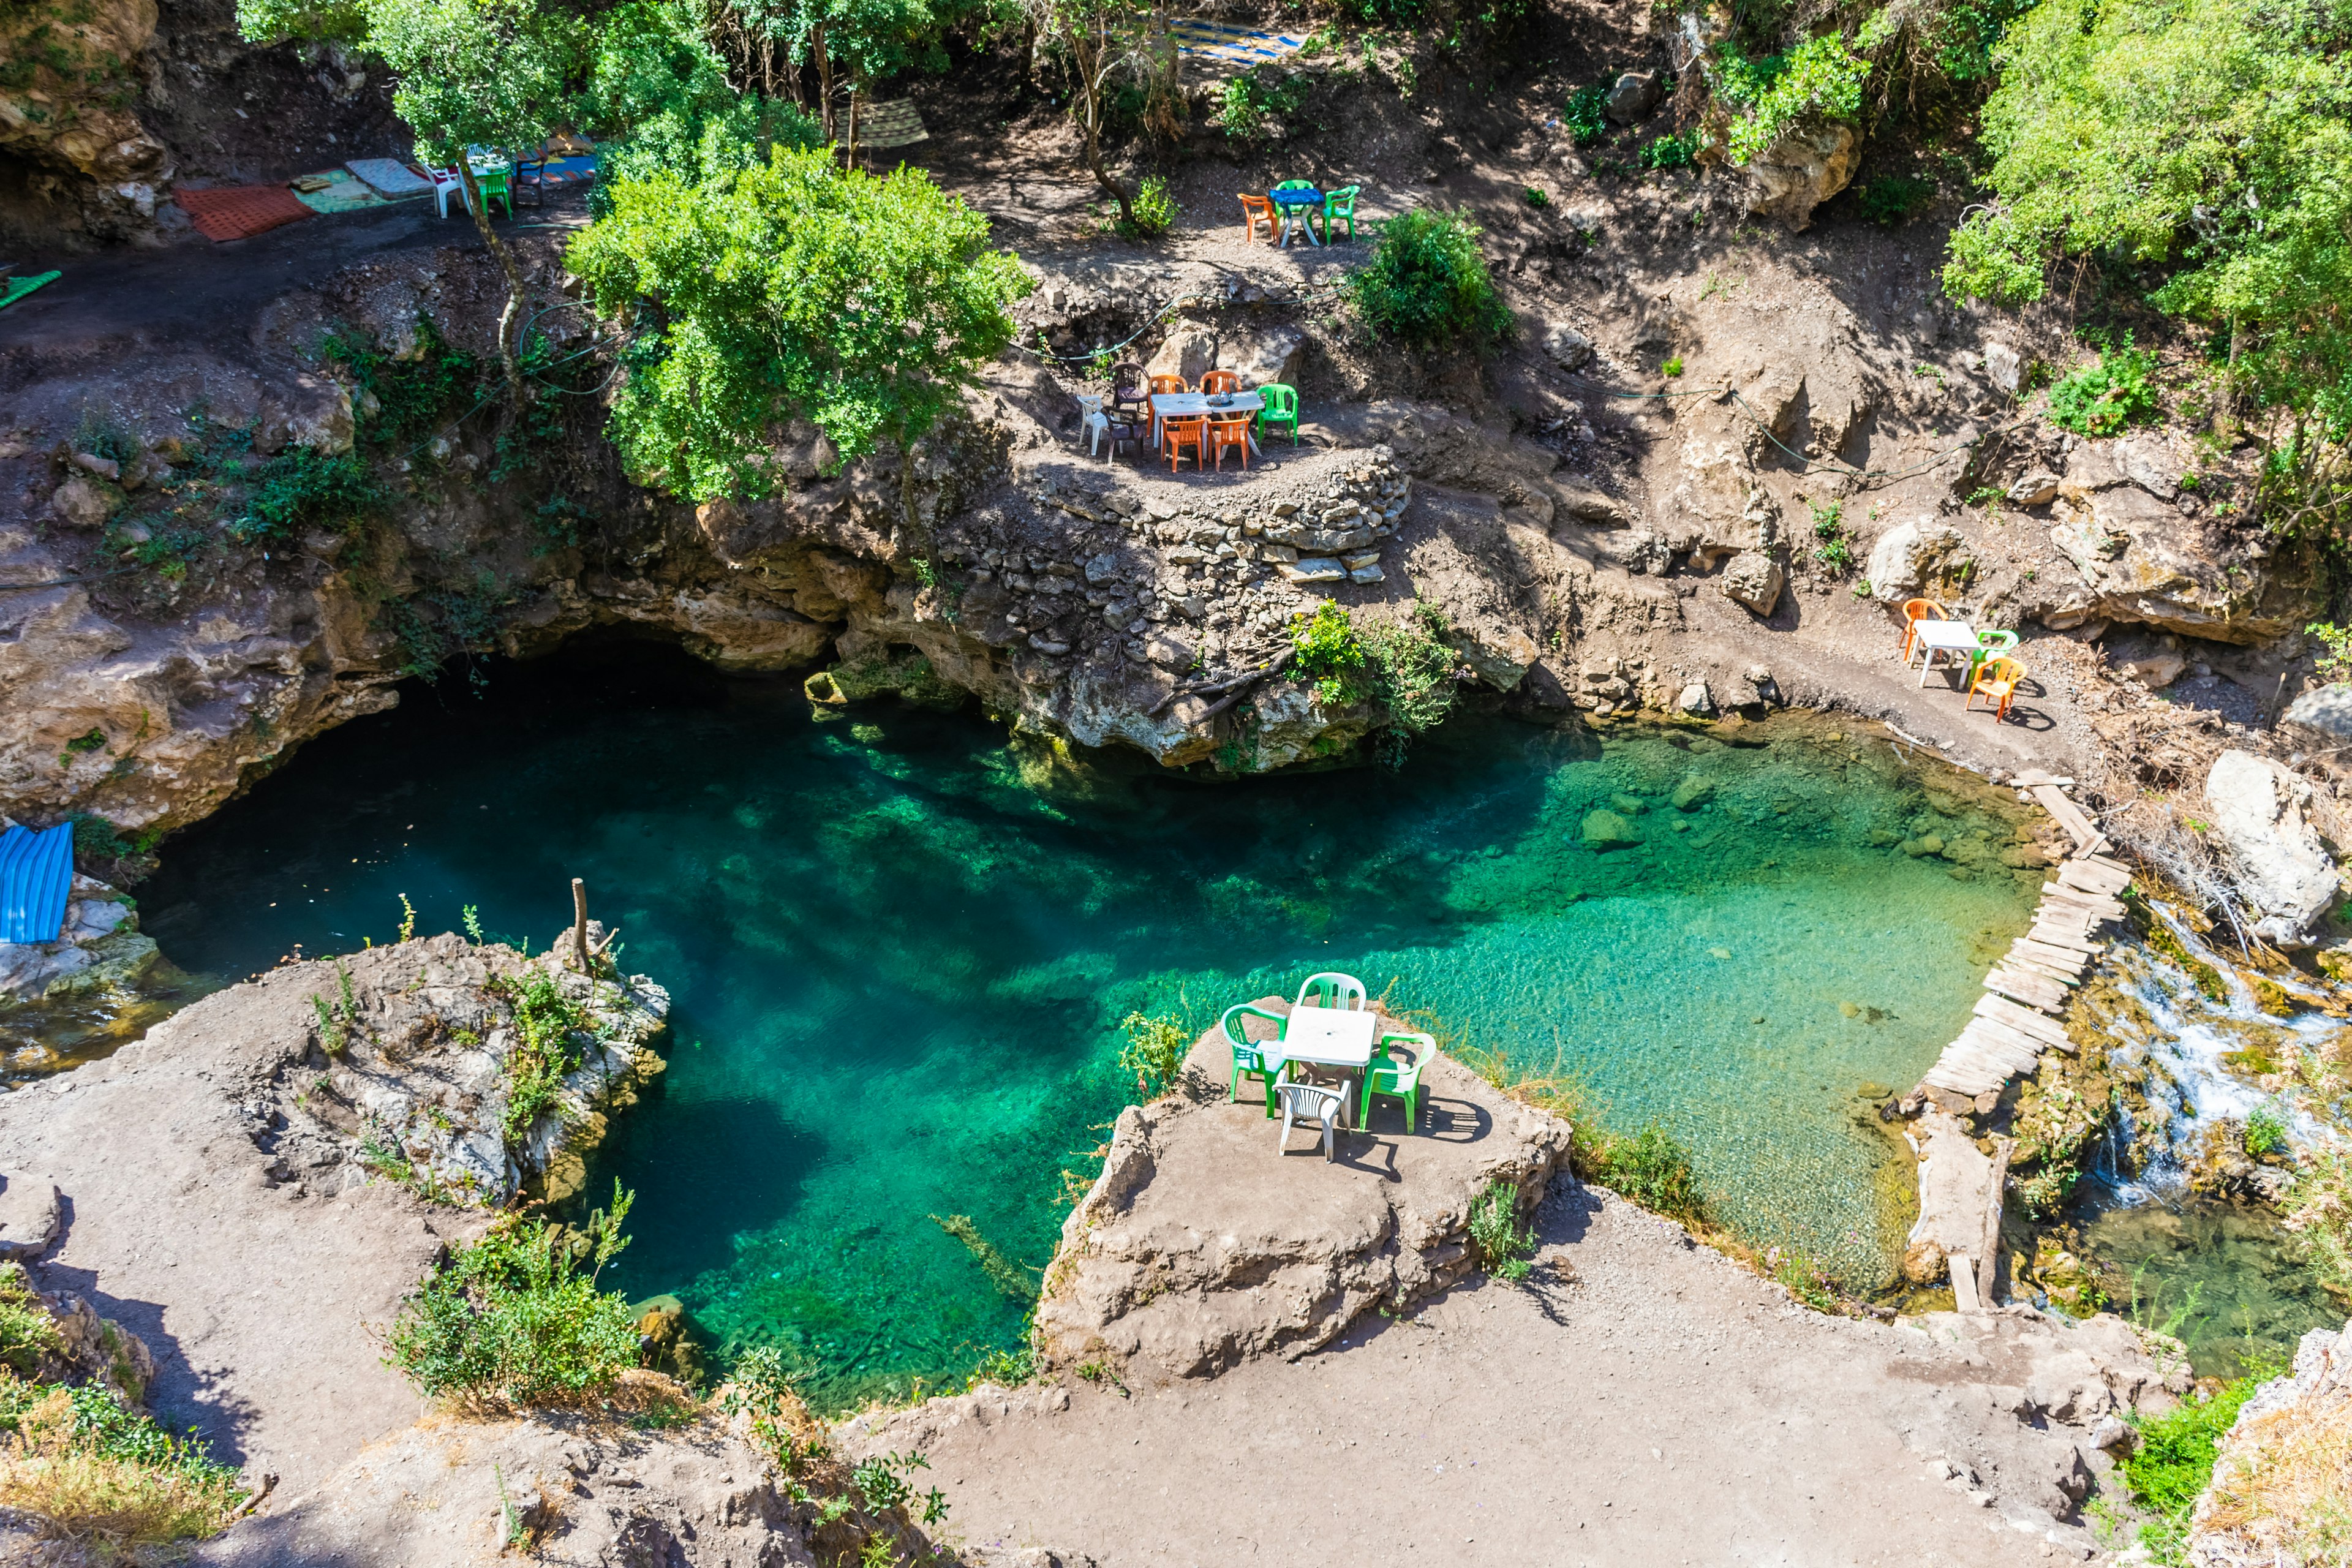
[290,170,386,215]
[0,271,59,312]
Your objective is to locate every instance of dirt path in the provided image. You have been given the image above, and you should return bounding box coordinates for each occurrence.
[849,1185,2108,1567]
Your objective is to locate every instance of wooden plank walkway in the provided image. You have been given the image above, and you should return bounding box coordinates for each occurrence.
[1918,776,2128,1101]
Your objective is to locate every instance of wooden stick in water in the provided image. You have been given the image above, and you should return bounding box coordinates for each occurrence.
[572,878,589,974]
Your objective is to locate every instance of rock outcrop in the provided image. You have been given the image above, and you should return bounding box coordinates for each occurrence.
[2205,750,2340,946]
[2187,1317,2352,1566]
[0,869,164,1004]
[1032,1011,1572,1381]
[1742,123,1860,230]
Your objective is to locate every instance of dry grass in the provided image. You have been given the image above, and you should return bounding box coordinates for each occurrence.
[2198,1390,2352,1561]
[0,1387,244,1561]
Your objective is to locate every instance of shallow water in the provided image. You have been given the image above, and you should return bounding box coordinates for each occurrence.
[137,639,2037,1401]
[2078,1195,2339,1380]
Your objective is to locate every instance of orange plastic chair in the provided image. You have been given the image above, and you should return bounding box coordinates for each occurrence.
[1149,374,1189,395]
[1208,414,1252,471]
[1238,193,1276,244]
[1199,369,1241,395]
[1163,415,1206,472]
[1899,598,1948,660]
[1966,657,2025,721]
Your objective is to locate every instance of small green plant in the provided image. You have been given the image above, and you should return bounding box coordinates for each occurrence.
[1215,66,1309,139]
[1116,1010,1190,1099]
[1521,185,1550,207]
[59,728,107,770]
[1857,173,1936,225]
[2245,1104,2290,1158]
[2117,1360,2282,1558]
[233,445,379,542]
[2305,621,2352,684]
[1467,1180,1537,1280]
[1809,499,1853,573]
[2048,338,2160,435]
[0,1265,64,1377]
[1660,355,1684,377]
[1348,208,1512,347]
[383,1190,638,1406]
[1289,601,1369,705]
[396,892,417,943]
[500,971,591,1147]
[311,960,360,1056]
[1967,484,2003,508]
[1765,1246,1838,1311]
[1640,131,1698,169]
[462,903,486,943]
[1587,1122,1706,1223]
[1564,83,1610,144]
[1116,174,1178,239]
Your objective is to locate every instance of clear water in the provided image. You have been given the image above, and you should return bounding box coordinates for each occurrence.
[137,638,2037,1404]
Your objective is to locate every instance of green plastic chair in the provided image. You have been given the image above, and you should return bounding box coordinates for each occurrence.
[469,169,513,217]
[1255,383,1300,447]
[1295,972,1367,1010]
[1319,185,1360,243]
[1221,1001,1288,1113]
[1359,1032,1432,1132]
[1969,628,2018,677]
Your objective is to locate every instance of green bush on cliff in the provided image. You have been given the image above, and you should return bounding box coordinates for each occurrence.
[1711,35,1870,165]
[2118,1363,2279,1558]
[0,1374,246,1548]
[498,970,590,1147]
[1287,601,1368,705]
[235,446,380,542]
[385,1200,639,1406]
[567,144,1030,505]
[1349,209,1511,349]
[0,1266,61,1378]
[1468,1181,1537,1280]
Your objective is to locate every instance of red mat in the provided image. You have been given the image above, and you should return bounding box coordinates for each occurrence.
[173,183,315,242]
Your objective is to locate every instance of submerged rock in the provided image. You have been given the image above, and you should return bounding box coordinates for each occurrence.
[1581,809,1642,848]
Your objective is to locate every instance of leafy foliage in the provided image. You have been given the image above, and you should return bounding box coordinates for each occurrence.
[1287,600,1368,704]
[2245,1104,2289,1158]
[235,446,379,542]
[1360,602,1458,736]
[383,1202,639,1406]
[1858,173,1936,225]
[1563,83,1610,145]
[1215,66,1308,139]
[1713,34,1869,164]
[588,0,821,195]
[568,144,1029,503]
[1348,208,1511,348]
[2307,620,2352,685]
[2048,339,2161,436]
[1467,1180,1536,1281]
[0,1374,247,1550]
[500,970,589,1147]
[2119,1366,2277,1554]
[1116,1010,1189,1099]
[1641,130,1698,169]
[358,0,583,170]
[321,320,481,447]
[0,1266,61,1378]
[1117,173,1178,238]
[1584,1122,1707,1224]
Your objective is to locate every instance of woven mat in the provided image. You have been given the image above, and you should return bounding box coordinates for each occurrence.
[173,183,314,241]
[540,155,596,186]
[856,99,929,149]
[292,168,387,214]
[0,271,59,312]
[1170,19,1307,70]
[345,157,435,197]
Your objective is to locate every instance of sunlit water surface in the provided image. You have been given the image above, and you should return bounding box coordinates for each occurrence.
[139,641,2040,1402]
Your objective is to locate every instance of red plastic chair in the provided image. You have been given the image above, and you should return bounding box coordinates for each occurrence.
[1199,369,1241,395]
[1238,193,1276,244]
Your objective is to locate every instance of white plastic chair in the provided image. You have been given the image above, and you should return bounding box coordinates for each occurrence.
[1075,394,1112,458]
[1276,1080,1345,1161]
[426,165,464,219]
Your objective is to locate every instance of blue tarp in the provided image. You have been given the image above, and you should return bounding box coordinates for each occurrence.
[0,824,74,944]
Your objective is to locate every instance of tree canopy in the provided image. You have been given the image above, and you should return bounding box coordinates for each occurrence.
[565,145,1031,503]
[1943,0,2352,429]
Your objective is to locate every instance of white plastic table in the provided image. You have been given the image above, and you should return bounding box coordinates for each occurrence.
[1265,1005,1378,1127]
[1910,619,1980,686]
[1148,391,1265,453]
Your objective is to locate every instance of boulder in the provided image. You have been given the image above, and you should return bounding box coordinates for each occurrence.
[2005,471,2060,508]
[1984,341,2024,397]
[1670,775,1715,811]
[2206,750,2340,946]
[1542,323,1595,371]
[1742,122,1860,231]
[1604,70,1663,124]
[1864,518,1961,601]
[2284,685,2352,744]
[1145,326,1216,387]
[2049,487,2317,643]
[1720,551,1785,617]
[1216,325,1305,390]
[2114,651,2185,688]
[50,475,115,527]
[0,1175,60,1260]
[1676,680,1714,715]
[1449,620,1539,690]
[1581,809,1642,848]
[255,375,356,457]
[1031,1016,1571,1380]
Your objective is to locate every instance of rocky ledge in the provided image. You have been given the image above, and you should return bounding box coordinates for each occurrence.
[1031,1007,1570,1381]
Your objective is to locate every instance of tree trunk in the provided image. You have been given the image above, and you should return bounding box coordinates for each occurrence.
[1072,33,1133,225]
[815,22,834,144]
[847,80,861,168]
[458,159,526,395]
[2215,314,2246,442]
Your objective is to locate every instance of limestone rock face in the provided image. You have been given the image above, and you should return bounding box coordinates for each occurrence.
[1866,518,1962,602]
[2045,485,2316,643]
[0,0,168,184]
[0,876,163,1006]
[1032,1016,1571,1381]
[2206,750,2340,947]
[1720,551,1785,617]
[1742,122,1860,230]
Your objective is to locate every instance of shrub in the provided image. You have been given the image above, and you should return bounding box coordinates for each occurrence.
[321,319,481,446]
[1348,208,1512,349]
[0,1375,246,1551]
[500,970,590,1147]
[1215,67,1308,140]
[0,1267,61,1378]
[1714,35,1870,165]
[1116,1010,1189,1099]
[1858,173,1936,225]
[2307,622,2352,685]
[1117,174,1178,239]
[1563,84,1610,145]
[2119,1366,2277,1556]
[383,1201,639,1406]
[2245,1104,2289,1158]
[1641,131,1698,170]
[2048,340,2160,435]
[1467,1180,1536,1280]
[1586,1122,1707,1224]
[1360,601,1459,736]
[1288,601,1368,705]
[235,446,379,541]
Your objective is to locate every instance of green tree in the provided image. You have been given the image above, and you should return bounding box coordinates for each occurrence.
[1016,0,1164,226]
[363,0,584,391]
[1349,208,1512,348]
[566,144,1030,531]
[588,0,823,192]
[1943,0,2352,527]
